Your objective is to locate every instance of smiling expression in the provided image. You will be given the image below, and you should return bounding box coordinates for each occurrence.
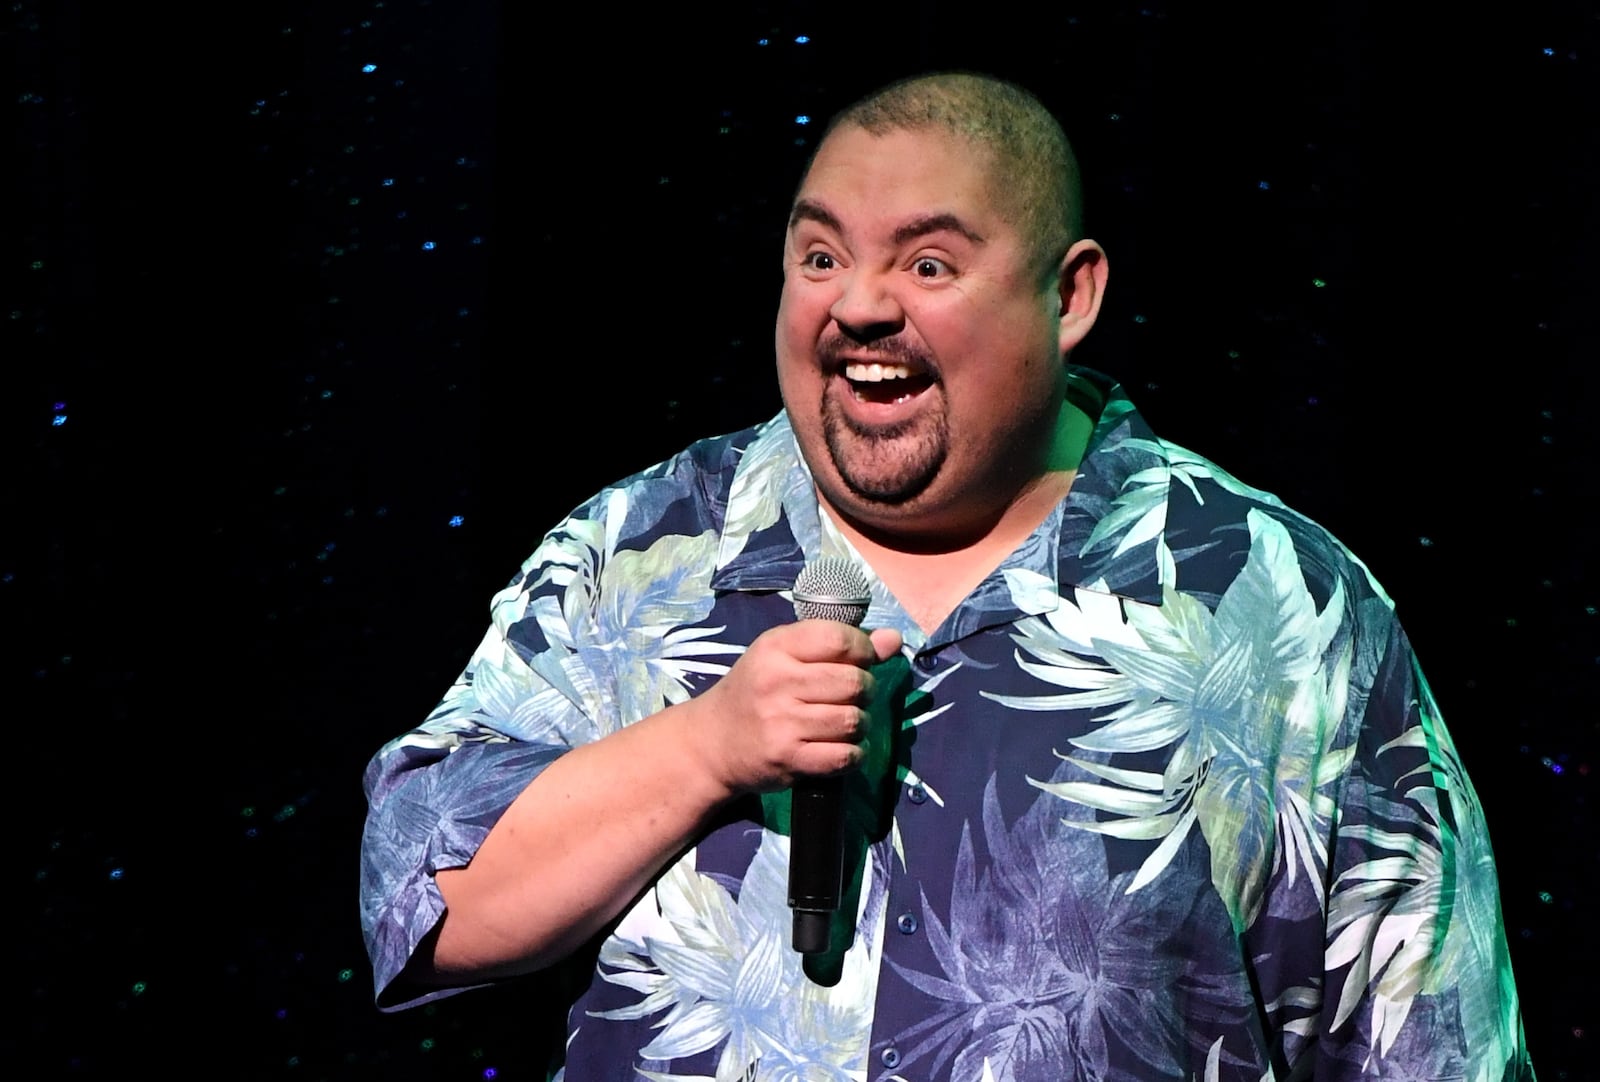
[775,124,1085,545]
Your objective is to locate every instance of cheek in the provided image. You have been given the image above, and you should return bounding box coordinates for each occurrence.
[908,304,982,363]
[775,283,833,360]
[774,291,819,399]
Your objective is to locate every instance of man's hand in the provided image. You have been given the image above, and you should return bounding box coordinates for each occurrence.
[685,621,903,798]
[425,621,899,982]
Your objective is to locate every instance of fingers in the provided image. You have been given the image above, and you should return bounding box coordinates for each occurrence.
[806,660,875,708]
[759,619,904,672]
[695,620,898,795]
[782,619,884,666]
[790,706,869,775]
[793,738,863,777]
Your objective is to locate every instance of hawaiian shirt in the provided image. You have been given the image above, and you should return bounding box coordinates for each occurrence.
[360,368,1534,1081]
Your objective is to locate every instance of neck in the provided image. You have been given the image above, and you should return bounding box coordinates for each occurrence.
[819,467,1076,635]
[813,397,1096,634]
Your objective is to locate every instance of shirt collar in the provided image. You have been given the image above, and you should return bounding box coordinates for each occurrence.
[709,367,1172,635]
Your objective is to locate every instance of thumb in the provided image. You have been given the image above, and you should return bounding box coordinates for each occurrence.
[868,627,903,663]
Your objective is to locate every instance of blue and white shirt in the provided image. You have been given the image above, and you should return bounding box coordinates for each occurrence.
[360,368,1534,1081]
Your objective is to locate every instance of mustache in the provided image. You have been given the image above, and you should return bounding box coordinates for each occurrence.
[817,333,939,377]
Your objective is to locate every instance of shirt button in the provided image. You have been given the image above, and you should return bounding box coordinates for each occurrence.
[907,784,928,805]
[897,912,919,934]
[880,1047,901,1068]
[915,652,938,671]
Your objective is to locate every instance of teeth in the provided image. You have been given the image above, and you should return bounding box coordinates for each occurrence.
[844,362,913,382]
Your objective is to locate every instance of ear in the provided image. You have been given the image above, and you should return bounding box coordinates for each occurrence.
[1055,239,1108,355]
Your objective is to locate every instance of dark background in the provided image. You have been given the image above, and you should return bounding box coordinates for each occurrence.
[7,1,1594,1078]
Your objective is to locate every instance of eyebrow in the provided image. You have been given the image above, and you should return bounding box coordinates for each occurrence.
[788,199,843,235]
[891,213,985,248]
[788,200,986,248]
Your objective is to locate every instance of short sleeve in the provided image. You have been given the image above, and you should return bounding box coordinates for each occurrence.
[358,508,613,1010]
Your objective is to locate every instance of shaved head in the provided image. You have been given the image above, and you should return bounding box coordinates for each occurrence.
[808,72,1084,281]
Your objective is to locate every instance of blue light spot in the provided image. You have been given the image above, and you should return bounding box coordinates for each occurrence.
[255,100,267,108]
[448,515,464,527]
[1257,180,1271,190]
[421,240,435,250]
[795,115,810,125]
[381,177,394,187]
[1552,763,1564,774]
[110,867,125,880]
[361,63,377,73]
[470,235,483,245]
[757,38,769,45]
[52,415,67,426]
[1543,47,1554,56]
[53,401,65,411]
[794,35,810,43]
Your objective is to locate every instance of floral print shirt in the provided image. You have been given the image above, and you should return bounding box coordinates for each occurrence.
[360,368,1534,1081]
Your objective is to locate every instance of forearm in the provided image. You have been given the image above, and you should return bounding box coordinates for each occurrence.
[423,696,734,982]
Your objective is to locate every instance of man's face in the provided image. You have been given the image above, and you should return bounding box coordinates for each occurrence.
[776,125,1071,543]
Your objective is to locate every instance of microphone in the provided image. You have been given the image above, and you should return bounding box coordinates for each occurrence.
[788,556,872,954]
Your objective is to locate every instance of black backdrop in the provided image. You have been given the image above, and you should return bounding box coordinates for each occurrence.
[8,1,1595,1078]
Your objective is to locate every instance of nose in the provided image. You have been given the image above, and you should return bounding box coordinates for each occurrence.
[829,269,904,341]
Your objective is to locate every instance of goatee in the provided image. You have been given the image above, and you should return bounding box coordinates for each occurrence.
[820,389,948,504]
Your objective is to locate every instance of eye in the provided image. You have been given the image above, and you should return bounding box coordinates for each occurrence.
[804,251,836,272]
[913,256,952,279]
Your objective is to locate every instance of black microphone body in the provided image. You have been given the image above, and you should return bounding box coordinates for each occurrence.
[788,557,872,954]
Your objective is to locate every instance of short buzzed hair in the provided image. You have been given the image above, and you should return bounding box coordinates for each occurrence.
[811,71,1083,279]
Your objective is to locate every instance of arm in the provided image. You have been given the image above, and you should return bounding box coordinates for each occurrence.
[424,618,902,983]
[1313,619,1534,1077]
[359,485,899,1006]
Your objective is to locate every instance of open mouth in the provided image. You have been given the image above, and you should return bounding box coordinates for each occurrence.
[841,361,936,404]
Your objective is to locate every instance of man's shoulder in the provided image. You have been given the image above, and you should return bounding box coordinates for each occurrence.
[500,416,788,595]
[567,415,789,541]
[620,418,774,489]
[1155,438,1393,618]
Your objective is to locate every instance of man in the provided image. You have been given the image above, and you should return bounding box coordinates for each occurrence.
[361,72,1535,1079]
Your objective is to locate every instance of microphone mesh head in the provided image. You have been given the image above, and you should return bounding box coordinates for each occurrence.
[793,557,872,626]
